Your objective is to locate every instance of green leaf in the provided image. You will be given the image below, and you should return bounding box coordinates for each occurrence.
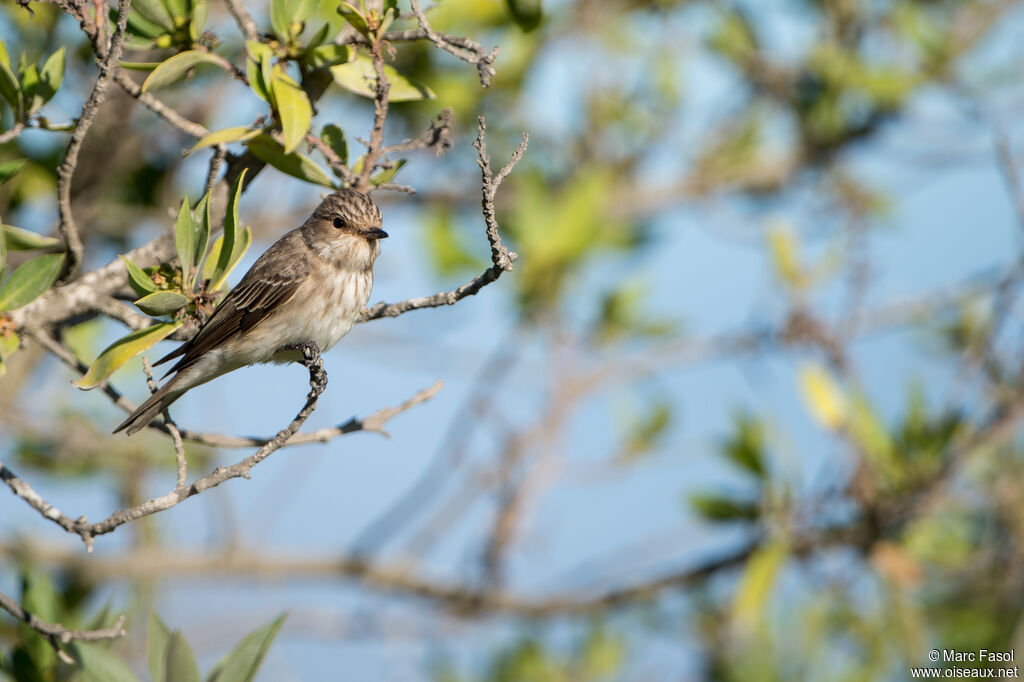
[131,0,175,29]
[270,68,312,154]
[1,225,59,250]
[330,55,435,101]
[186,125,262,156]
[194,194,210,277]
[690,493,759,523]
[204,169,251,291]
[206,613,287,682]
[164,631,200,682]
[141,50,224,93]
[75,321,181,390]
[504,0,542,31]
[174,197,196,287]
[127,7,169,38]
[120,61,163,71]
[304,43,351,68]
[190,0,209,38]
[72,642,141,682]
[134,290,189,316]
[336,1,370,37]
[0,158,26,185]
[246,134,336,188]
[721,412,766,478]
[306,22,330,48]
[148,612,172,682]
[0,40,10,69]
[120,255,158,295]
[270,0,291,38]
[0,253,64,311]
[36,47,65,107]
[245,41,274,103]
[371,158,406,185]
[320,123,347,166]
[19,63,41,115]
[163,0,190,28]
[0,54,23,120]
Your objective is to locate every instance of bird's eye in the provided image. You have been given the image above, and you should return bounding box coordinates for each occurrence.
[332,217,346,229]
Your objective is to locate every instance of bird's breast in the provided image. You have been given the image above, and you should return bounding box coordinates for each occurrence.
[299,266,374,352]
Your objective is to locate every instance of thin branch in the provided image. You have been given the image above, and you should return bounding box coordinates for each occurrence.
[224,0,260,42]
[358,118,525,321]
[379,108,453,156]
[474,117,525,271]
[113,70,210,139]
[0,122,26,144]
[405,1,498,87]
[355,40,392,192]
[55,0,132,281]
[4,343,328,549]
[143,358,187,487]
[0,585,126,663]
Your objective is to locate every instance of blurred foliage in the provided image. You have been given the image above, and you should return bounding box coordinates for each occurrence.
[1,0,1024,680]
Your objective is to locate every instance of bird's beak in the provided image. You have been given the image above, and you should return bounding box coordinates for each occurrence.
[363,227,389,240]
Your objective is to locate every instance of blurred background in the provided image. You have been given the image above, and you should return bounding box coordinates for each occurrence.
[3,0,1024,679]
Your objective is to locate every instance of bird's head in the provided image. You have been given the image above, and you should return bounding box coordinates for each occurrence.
[304,189,387,270]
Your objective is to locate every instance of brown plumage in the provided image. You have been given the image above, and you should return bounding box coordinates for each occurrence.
[114,189,387,435]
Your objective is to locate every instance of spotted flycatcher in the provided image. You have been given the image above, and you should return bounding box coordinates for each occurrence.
[114,189,387,435]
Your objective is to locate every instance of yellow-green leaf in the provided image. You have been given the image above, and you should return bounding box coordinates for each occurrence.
[36,47,65,106]
[305,44,351,68]
[0,253,64,311]
[186,125,262,156]
[75,322,181,390]
[202,228,251,292]
[1,225,59,250]
[245,42,272,103]
[0,52,19,119]
[141,50,224,93]
[767,225,806,290]
[120,255,157,295]
[336,1,369,37]
[732,541,787,632]
[330,56,435,102]
[799,363,848,431]
[164,631,200,682]
[135,290,189,316]
[270,68,312,154]
[246,134,336,188]
[205,169,252,291]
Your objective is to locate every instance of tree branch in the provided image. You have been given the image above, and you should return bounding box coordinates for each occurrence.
[0,585,125,664]
[55,0,132,281]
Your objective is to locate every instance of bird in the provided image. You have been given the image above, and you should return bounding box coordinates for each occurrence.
[114,189,388,435]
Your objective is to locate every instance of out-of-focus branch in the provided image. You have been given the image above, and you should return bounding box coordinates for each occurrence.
[224,0,260,42]
[0,539,756,617]
[0,585,126,664]
[55,0,132,280]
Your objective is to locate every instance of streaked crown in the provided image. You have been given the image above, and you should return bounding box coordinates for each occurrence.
[312,189,382,228]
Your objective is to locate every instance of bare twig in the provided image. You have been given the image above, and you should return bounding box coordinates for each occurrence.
[473,117,525,271]
[55,0,132,281]
[143,358,187,487]
[0,585,125,663]
[0,122,26,144]
[407,1,498,87]
[358,118,525,321]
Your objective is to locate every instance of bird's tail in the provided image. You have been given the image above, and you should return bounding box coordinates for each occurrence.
[112,377,186,436]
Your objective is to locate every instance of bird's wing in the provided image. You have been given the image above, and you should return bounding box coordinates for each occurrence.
[155,237,307,376]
